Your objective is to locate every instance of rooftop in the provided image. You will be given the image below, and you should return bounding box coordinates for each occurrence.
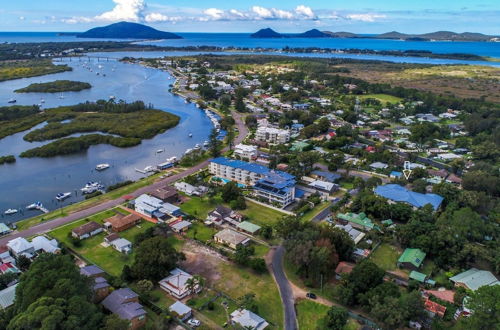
[211,157,294,181]
[398,248,426,268]
[231,309,269,330]
[236,221,261,234]
[215,228,250,246]
[101,288,146,321]
[169,301,192,317]
[374,184,444,210]
[449,268,499,291]
[337,212,376,230]
[0,284,17,309]
[72,221,102,236]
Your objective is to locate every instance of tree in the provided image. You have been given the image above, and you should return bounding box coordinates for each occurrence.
[131,236,185,281]
[0,273,18,290]
[186,275,205,295]
[136,279,154,294]
[226,129,235,150]
[103,314,129,330]
[221,181,242,203]
[16,255,31,272]
[323,306,348,330]
[459,285,500,330]
[238,293,258,313]
[208,128,220,157]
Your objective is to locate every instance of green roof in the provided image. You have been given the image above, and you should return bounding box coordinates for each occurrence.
[236,221,261,234]
[337,212,375,230]
[290,141,310,152]
[398,248,426,268]
[382,219,393,225]
[409,271,427,283]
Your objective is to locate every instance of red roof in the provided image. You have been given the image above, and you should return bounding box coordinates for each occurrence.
[424,299,446,318]
[365,146,375,152]
[424,289,455,304]
[335,261,355,275]
[0,262,15,273]
[328,132,336,137]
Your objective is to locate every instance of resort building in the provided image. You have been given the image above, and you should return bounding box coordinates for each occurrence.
[234,144,258,160]
[209,157,296,208]
[255,126,290,144]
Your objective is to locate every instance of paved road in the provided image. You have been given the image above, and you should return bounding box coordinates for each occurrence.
[270,246,298,330]
[0,110,248,246]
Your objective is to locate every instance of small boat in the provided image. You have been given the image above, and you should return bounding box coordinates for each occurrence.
[144,166,155,172]
[81,182,103,194]
[203,140,209,147]
[109,95,116,100]
[167,156,177,163]
[4,209,17,215]
[59,94,64,99]
[185,148,193,155]
[26,202,41,210]
[40,98,45,104]
[156,149,164,153]
[7,99,16,104]
[56,192,71,201]
[189,133,193,138]
[95,163,110,171]
[194,144,201,150]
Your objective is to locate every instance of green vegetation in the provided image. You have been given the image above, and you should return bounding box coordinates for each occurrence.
[0,155,15,165]
[358,93,403,104]
[0,59,71,81]
[0,105,44,139]
[15,80,91,93]
[368,243,400,271]
[186,222,217,242]
[296,299,330,329]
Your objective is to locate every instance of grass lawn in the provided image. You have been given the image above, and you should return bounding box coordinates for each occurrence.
[369,243,401,271]
[180,196,222,219]
[359,93,403,104]
[48,208,156,277]
[296,299,330,330]
[340,182,354,190]
[253,243,270,258]
[186,221,217,242]
[239,200,286,226]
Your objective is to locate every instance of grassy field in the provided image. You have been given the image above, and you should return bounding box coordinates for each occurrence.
[48,208,156,276]
[180,196,222,219]
[239,200,287,226]
[296,299,330,329]
[0,60,72,82]
[369,243,401,271]
[186,221,217,242]
[359,93,403,104]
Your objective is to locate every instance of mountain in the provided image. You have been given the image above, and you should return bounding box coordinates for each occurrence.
[376,30,496,41]
[250,28,284,38]
[295,29,330,38]
[78,21,182,39]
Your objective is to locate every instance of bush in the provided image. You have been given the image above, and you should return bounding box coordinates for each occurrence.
[207,301,215,310]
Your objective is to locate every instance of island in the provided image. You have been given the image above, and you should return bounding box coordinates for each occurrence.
[15,80,92,93]
[0,60,72,82]
[0,155,15,165]
[77,21,182,40]
[0,101,180,158]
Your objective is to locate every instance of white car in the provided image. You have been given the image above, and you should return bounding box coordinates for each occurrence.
[187,319,201,327]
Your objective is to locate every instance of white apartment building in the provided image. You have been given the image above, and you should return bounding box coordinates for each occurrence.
[255,126,290,144]
[234,144,258,160]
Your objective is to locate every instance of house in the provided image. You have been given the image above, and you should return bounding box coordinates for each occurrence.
[133,194,181,220]
[423,289,455,305]
[334,224,366,244]
[398,248,426,270]
[111,238,132,254]
[0,284,17,309]
[159,268,198,299]
[231,309,269,330]
[207,206,243,227]
[337,212,376,231]
[0,263,19,275]
[150,186,179,203]
[169,220,192,233]
[409,271,435,286]
[80,265,110,302]
[335,261,355,279]
[72,221,103,240]
[236,221,261,235]
[0,247,15,265]
[369,162,388,170]
[101,288,146,329]
[104,233,120,244]
[7,237,35,258]
[234,144,258,160]
[174,182,201,196]
[424,299,446,318]
[169,301,192,321]
[449,268,499,291]
[0,223,11,236]
[446,173,462,185]
[374,184,444,210]
[214,229,250,249]
[290,140,310,152]
[308,180,339,194]
[310,170,341,183]
[31,236,61,254]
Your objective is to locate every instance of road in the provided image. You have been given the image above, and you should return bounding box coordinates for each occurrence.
[0,109,248,246]
[269,246,298,330]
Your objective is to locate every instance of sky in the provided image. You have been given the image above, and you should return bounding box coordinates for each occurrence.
[0,0,499,34]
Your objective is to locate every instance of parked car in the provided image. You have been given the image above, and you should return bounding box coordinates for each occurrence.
[306,292,317,299]
[187,319,201,327]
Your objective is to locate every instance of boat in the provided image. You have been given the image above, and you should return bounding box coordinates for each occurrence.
[203,140,209,147]
[185,148,193,155]
[56,192,71,201]
[189,133,193,137]
[167,156,177,163]
[95,163,110,171]
[144,166,155,172]
[7,99,16,104]
[194,144,201,150]
[40,98,45,103]
[81,182,104,194]
[156,149,164,153]
[4,209,17,215]
[26,202,41,210]
[109,95,116,100]
[59,94,64,99]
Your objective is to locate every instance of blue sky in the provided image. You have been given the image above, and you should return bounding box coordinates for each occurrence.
[1,0,499,34]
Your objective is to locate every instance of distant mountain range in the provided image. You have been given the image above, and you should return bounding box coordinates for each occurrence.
[251,28,499,42]
[77,22,182,40]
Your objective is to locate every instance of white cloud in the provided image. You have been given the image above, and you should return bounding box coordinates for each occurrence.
[346,13,386,22]
[19,16,25,21]
[251,6,294,20]
[204,8,225,20]
[295,5,316,19]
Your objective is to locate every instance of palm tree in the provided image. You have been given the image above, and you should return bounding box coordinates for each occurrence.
[185,278,196,295]
[193,275,205,293]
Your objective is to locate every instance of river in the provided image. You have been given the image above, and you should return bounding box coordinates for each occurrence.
[0,58,213,223]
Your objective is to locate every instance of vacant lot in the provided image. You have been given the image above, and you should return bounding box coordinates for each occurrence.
[358,93,403,104]
[296,299,330,329]
[369,243,401,271]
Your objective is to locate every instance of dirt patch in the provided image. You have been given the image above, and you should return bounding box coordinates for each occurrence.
[180,240,225,284]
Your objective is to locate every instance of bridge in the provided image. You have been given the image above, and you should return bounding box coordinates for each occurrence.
[53,55,120,62]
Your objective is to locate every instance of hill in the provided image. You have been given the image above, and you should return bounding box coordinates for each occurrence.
[295,29,330,38]
[78,21,182,39]
[251,28,284,38]
[376,30,496,41]
[322,31,359,38]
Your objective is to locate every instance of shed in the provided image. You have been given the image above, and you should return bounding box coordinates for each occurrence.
[169,301,192,321]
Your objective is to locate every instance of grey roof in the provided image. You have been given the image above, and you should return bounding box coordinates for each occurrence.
[0,284,17,309]
[171,220,191,231]
[231,309,268,330]
[93,277,110,290]
[80,265,105,277]
[102,288,146,320]
[450,268,499,291]
[169,301,192,316]
[7,237,34,254]
[111,238,132,250]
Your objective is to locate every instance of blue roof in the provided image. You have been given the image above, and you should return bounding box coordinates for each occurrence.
[374,184,443,210]
[211,157,295,181]
[390,171,403,177]
[311,170,341,182]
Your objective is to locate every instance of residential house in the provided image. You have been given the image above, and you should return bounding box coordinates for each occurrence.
[111,238,132,254]
[7,237,35,258]
[0,224,11,236]
[234,144,258,160]
[104,233,120,244]
[0,263,19,275]
[390,171,403,179]
[72,221,103,240]
[133,194,181,220]
[369,162,388,170]
[308,180,339,194]
[334,224,366,244]
[159,268,198,299]
[104,213,142,233]
[409,271,435,286]
[174,182,201,196]
[337,212,376,231]
[236,221,261,235]
[101,288,146,329]
[423,290,455,305]
[169,301,192,321]
[424,299,446,318]
[449,268,499,291]
[0,284,17,309]
[214,229,250,249]
[169,220,192,233]
[335,261,355,280]
[31,236,61,254]
[398,248,426,271]
[80,265,110,302]
[310,170,341,183]
[150,185,179,203]
[0,247,15,265]
[231,309,269,330]
[446,173,462,185]
[206,206,244,227]
[374,184,444,210]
